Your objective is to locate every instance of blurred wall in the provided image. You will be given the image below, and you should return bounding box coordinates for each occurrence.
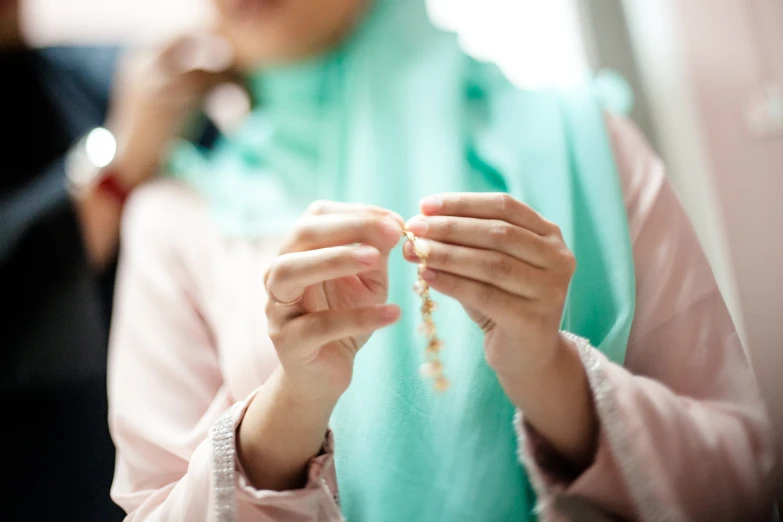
[624,0,783,505]
[578,0,656,143]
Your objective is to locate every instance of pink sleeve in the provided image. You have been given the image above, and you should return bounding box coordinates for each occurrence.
[108,184,341,521]
[517,116,776,521]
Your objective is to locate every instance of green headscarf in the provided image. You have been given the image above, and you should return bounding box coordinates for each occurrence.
[171,0,635,520]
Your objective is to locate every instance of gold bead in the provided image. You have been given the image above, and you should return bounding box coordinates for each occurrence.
[404,226,448,392]
[417,322,435,335]
[434,376,450,392]
[413,281,428,295]
[421,300,437,314]
[419,362,436,378]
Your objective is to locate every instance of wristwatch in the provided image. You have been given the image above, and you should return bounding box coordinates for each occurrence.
[66,127,130,205]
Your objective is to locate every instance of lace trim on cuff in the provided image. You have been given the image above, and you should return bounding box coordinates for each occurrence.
[565,332,679,522]
[515,333,679,522]
[212,404,239,522]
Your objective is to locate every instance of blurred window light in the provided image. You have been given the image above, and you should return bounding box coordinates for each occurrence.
[427,0,589,88]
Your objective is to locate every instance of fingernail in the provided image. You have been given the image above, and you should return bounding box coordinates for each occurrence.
[420,196,443,213]
[380,305,400,321]
[421,268,436,281]
[354,246,379,265]
[406,218,428,236]
[402,241,416,260]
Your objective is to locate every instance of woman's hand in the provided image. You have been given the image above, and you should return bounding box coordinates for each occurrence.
[404,193,597,467]
[264,201,404,404]
[404,192,576,381]
[107,33,238,190]
[239,202,403,491]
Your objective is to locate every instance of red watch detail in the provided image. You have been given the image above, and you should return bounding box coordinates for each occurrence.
[95,169,130,206]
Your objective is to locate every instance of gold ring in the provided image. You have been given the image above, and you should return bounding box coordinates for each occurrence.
[271,293,304,306]
[264,276,304,306]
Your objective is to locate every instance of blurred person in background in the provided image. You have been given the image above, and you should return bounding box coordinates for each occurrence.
[108,0,776,521]
[0,0,230,518]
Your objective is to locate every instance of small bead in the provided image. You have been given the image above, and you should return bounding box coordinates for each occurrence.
[427,339,443,352]
[419,362,436,378]
[421,299,438,314]
[418,322,437,335]
[413,281,428,295]
[434,376,450,392]
[421,300,437,314]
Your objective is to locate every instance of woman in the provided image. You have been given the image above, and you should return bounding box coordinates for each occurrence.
[108,0,775,520]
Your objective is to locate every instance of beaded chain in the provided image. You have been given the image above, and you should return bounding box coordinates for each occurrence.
[403,229,449,392]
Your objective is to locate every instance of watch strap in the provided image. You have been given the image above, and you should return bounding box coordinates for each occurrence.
[94,169,130,206]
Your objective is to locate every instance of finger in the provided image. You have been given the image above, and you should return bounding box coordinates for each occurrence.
[403,239,543,298]
[265,245,381,304]
[182,69,242,95]
[406,215,554,268]
[282,213,402,255]
[420,269,523,323]
[419,193,556,237]
[304,200,405,227]
[163,32,234,74]
[273,305,401,359]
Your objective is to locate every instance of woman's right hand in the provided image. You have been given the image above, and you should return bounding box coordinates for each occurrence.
[264,201,405,403]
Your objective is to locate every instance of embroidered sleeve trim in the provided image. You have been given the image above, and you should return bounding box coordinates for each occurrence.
[514,332,682,522]
[212,404,239,522]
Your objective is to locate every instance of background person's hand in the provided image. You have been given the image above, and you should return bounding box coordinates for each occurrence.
[404,193,576,382]
[264,201,404,403]
[106,32,238,191]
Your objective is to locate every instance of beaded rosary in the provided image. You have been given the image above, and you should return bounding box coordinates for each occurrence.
[403,229,449,392]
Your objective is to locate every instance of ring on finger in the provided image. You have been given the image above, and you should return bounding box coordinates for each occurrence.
[269,292,304,306]
[264,277,304,307]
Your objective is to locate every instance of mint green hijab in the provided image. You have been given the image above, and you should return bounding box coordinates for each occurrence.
[171,1,635,520]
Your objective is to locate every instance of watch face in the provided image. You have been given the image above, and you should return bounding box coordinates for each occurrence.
[66,128,117,192]
[85,128,117,168]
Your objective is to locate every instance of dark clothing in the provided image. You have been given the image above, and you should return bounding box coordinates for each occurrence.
[0,47,124,521]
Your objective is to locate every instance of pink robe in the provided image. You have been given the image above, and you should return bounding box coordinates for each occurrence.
[108,116,775,521]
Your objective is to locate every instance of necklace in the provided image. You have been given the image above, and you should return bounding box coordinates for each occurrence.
[403,229,449,392]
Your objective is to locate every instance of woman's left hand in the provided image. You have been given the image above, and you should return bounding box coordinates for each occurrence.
[404,192,576,382]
